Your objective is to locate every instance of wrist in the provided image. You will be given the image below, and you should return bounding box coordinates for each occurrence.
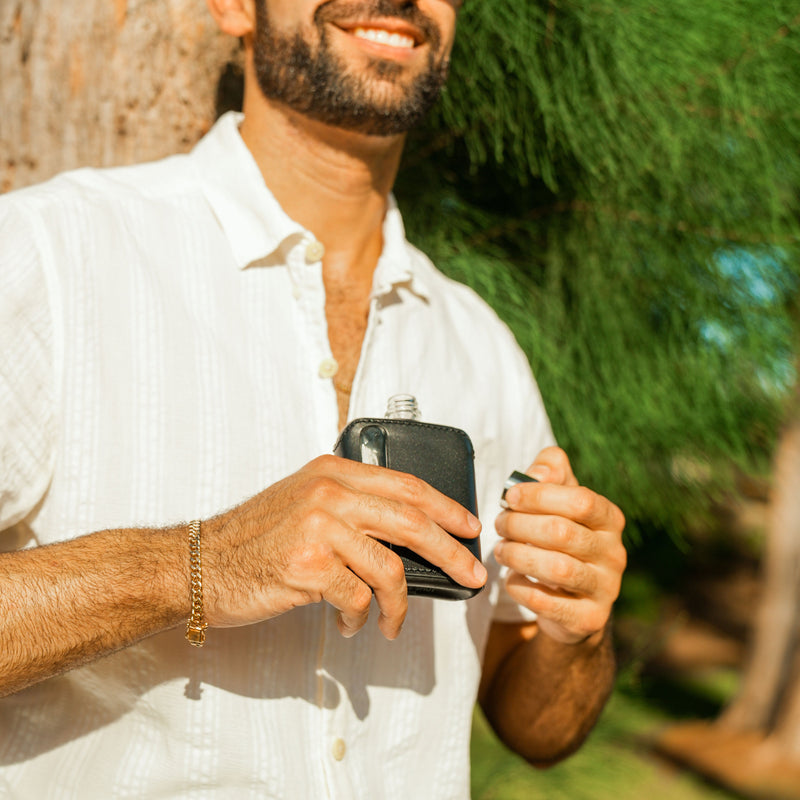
[130,525,194,630]
[537,621,611,654]
[185,520,207,646]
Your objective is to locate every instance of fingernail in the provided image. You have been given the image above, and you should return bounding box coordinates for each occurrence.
[494,541,504,559]
[468,513,482,532]
[473,561,488,584]
[531,466,549,481]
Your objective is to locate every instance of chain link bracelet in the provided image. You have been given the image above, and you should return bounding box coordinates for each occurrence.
[186,520,208,647]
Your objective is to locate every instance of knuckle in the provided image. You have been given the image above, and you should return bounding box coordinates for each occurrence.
[397,471,425,503]
[309,453,338,472]
[568,487,597,519]
[303,506,334,537]
[398,504,427,535]
[550,553,575,583]
[447,535,465,565]
[605,560,624,596]
[384,554,407,585]
[305,475,341,504]
[608,573,623,602]
[614,541,628,573]
[548,516,575,549]
[581,608,608,638]
[351,584,373,615]
[294,539,334,571]
[611,504,627,534]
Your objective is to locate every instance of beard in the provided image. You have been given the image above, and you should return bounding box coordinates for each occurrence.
[252,0,451,136]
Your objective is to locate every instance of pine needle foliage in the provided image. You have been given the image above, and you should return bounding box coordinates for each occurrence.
[394,0,800,537]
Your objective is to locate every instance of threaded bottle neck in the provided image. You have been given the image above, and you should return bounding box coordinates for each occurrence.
[385,394,421,420]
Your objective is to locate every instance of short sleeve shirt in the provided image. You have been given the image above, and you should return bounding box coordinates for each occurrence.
[0,112,555,799]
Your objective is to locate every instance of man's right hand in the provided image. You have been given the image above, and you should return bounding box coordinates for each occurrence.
[200,455,486,640]
[0,454,485,696]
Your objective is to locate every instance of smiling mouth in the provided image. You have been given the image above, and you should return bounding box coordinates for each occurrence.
[351,27,417,50]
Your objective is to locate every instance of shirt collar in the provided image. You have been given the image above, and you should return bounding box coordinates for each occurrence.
[190,111,305,271]
[191,111,429,299]
[373,196,429,300]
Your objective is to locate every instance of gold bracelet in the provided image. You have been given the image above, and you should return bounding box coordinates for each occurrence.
[185,520,208,647]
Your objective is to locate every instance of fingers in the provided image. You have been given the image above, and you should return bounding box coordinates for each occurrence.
[322,497,484,637]
[276,458,487,639]
[345,493,486,589]
[500,480,625,534]
[497,540,597,595]
[504,573,612,645]
[526,446,579,487]
[304,455,482,540]
[494,506,627,597]
[211,455,488,639]
[322,567,375,638]
[300,458,486,591]
[277,521,409,640]
[329,527,409,640]
[492,446,627,644]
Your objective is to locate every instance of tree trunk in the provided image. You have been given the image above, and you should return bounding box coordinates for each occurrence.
[765,382,800,759]
[721,377,800,736]
[0,0,241,193]
[773,646,800,759]
[656,374,800,798]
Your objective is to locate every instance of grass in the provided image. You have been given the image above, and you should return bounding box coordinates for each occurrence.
[470,668,744,800]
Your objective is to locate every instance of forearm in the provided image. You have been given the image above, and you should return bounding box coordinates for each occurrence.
[0,526,188,697]
[480,624,616,767]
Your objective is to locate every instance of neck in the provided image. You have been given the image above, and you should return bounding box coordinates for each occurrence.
[239,82,405,285]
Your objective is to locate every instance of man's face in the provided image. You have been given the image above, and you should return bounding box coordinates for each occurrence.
[252,0,460,136]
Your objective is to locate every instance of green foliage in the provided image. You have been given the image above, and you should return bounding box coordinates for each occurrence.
[470,692,739,799]
[395,0,800,537]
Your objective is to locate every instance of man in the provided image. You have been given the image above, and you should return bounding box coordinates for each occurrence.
[0,0,626,796]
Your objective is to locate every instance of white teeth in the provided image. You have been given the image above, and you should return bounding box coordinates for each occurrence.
[353,27,415,49]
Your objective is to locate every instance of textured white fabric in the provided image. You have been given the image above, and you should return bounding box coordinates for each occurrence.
[0,112,554,799]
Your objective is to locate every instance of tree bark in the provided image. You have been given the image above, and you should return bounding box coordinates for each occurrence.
[0,0,241,193]
[655,379,800,797]
[768,392,800,759]
[773,646,800,759]
[721,375,800,742]
[721,381,800,736]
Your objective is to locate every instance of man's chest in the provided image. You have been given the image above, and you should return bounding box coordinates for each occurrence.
[35,222,516,549]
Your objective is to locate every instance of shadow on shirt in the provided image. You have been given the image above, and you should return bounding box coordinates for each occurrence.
[0,596,466,766]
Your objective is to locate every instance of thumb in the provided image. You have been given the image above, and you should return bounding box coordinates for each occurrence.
[526,446,579,486]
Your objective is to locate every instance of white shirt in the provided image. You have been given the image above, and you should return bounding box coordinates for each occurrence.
[0,112,554,799]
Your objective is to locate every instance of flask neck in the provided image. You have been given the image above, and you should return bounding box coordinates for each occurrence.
[385,394,421,421]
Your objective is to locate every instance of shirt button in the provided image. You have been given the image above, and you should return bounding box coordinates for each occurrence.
[318,358,339,379]
[305,239,325,263]
[331,738,347,761]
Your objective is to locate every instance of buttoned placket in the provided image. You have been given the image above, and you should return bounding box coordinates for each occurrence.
[315,295,389,800]
[285,235,343,799]
[286,234,339,446]
[287,233,389,799]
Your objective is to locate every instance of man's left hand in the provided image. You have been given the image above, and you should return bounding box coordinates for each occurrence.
[493,446,627,646]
